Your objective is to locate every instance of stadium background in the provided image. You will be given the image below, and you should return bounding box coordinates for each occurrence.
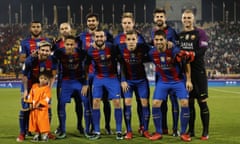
[0,0,239,82]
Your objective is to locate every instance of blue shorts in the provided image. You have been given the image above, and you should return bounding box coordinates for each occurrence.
[153,80,189,101]
[60,80,87,103]
[92,77,121,100]
[123,79,149,99]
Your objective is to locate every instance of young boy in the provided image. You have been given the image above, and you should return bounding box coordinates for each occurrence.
[25,71,53,142]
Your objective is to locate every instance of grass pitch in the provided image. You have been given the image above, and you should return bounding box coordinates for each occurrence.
[0,87,240,144]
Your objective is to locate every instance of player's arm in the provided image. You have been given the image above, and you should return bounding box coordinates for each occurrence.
[49,56,58,88]
[185,63,193,92]
[19,41,27,63]
[22,59,31,98]
[82,53,91,96]
[194,29,209,59]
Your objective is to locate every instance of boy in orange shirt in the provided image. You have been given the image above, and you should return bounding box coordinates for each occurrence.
[25,71,53,142]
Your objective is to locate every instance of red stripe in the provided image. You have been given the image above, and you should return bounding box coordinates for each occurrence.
[123,47,132,79]
[92,49,103,78]
[120,34,126,44]
[166,49,179,81]
[59,40,65,48]
[153,51,168,82]
[29,39,37,54]
[85,33,91,50]
[105,47,115,78]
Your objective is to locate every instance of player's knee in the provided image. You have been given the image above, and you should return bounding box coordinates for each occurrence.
[199,93,208,102]
[141,99,148,107]
[112,99,121,108]
[180,99,189,107]
[199,102,209,114]
[152,100,162,107]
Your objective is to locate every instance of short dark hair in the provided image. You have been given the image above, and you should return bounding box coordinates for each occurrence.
[154,30,166,38]
[39,70,53,79]
[64,35,77,42]
[86,13,99,21]
[126,30,137,36]
[153,8,166,15]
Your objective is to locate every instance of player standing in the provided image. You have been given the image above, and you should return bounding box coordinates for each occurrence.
[178,9,210,140]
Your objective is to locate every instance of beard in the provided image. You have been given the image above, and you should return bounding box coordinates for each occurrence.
[88,25,97,31]
[31,31,41,38]
[156,20,164,27]
[95,41,104,48]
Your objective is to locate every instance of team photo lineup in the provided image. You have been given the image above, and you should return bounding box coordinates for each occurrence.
[15,7,211,143]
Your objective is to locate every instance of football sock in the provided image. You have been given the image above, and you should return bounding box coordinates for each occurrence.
[124,105,132,132]
[142,106,150,131]
[59,103,66,133]
[115,108,122,132]
[180,107,190,134]
[103,100,111,129]
[199,102,209,136]
[170,95,179,130]
[92,109,101,133]
[188,100,196,133]
[161,100,168,130]
[152,107,162,134]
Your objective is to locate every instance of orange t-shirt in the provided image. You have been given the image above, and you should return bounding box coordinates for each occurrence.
[26,83,51,133]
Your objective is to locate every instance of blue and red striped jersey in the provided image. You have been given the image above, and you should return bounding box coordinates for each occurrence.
[86,43,119,78]
[53,48,86,80]
[148,46,184,82]
[19,37,50,57]
[114,32,145,46]
[118,43,150,80]
[150,26,178,45]
[23,55,57,89]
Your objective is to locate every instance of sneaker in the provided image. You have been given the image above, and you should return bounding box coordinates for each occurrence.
[124,132,133,140]
[172,130,180,137]
[149,132,162,141]
[138,126,144,135]
[48,132,56,140]
[84,132,92,139]
[56,132,66,139]
[180,134,191,142]
[116,132,123,140]
[162,129,169,134]
[16,133,25,142]
[25,131,33,137]
[54,127,61,135]
[201,135,209,140]
[143,131,151,138]
[89,133,101,140]
[105,128,113,135]
[31,134,40,142]
[41,134,49,142]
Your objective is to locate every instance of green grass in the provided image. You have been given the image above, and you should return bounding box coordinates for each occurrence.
[0,87,240,144]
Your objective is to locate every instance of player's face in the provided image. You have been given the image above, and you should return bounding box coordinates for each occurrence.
[154,35,167,51]
[154,13,166,27]
[39,75,49,86]
[182,12,194,29]
[60,23,71,37]
[94,31,106,48]
[38,46,51,60]
[30,23,42,38]
[64,39,76,54]
[121,17,134,33]
[87,17,99,31]
[126,34,138,51]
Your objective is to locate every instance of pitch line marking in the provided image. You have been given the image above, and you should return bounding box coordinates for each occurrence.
[209,88,240,94]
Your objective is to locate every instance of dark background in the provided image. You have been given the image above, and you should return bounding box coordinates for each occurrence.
[0,0,239,24]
